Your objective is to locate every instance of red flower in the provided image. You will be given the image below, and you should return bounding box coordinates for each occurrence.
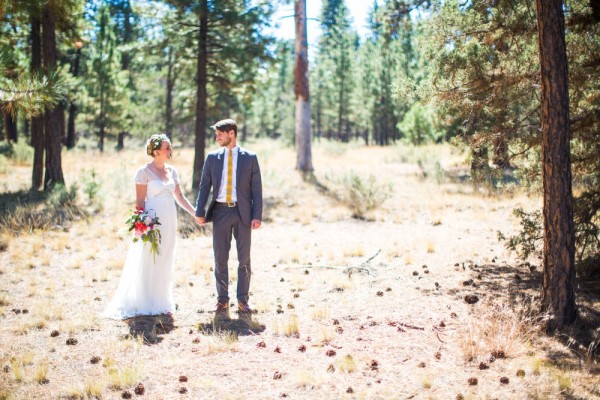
[134,221,148,234]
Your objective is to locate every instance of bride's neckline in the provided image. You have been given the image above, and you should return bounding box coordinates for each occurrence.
[146,162,171,183]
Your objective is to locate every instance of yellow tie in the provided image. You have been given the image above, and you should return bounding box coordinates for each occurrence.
[226,149,232,203]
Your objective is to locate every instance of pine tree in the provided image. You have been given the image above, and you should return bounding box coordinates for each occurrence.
[165,0,275,188]
[314,0,356,141]
[418,0,599,272]
[84,3,128,152]
[536,0,576,328]
[295,0,312,172]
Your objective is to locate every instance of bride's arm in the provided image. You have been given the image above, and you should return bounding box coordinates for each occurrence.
[136,184,147,210]
[173,184,196,216]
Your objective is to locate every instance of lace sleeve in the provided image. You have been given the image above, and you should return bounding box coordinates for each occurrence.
[134,167,148,185]
[171,167,180,185]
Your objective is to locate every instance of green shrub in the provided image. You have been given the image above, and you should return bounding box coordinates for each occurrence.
[11,141,33,165]
[49,184,78,208]
[80,168,104,209]
[0,141,33,166]
[398,102,441,145]
[330,171,392,219]
[0,155,9,174]
[498,205,600,277]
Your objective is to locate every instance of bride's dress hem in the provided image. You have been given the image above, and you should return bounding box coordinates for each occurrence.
[101,307,175,321]
[101,166,179,322]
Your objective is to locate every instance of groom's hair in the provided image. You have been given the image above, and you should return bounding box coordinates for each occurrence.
[211,119,237,137]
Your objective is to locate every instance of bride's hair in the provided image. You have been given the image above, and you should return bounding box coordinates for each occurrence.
[146,134,170,157]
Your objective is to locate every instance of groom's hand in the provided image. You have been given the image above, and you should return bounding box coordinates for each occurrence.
[251,219,261,229]
[196,216,205,226]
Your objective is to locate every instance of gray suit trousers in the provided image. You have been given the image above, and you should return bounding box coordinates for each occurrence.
[212,205,251,304]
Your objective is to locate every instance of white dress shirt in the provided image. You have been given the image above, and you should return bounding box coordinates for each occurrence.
[216,146,238,202]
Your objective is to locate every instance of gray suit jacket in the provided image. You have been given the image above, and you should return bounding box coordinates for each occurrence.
[195,146,263,226]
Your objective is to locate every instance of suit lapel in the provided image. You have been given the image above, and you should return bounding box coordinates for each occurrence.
[214,148,226,195]
[236,147,247,188]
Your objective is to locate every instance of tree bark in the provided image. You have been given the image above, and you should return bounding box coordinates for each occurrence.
[535,0,576,328]
[165,45,175,140]
[31,9,44,190]
[492,134,510,169]
[4,112,17,143]
[295,0,313,172]
[66,47,81,149]
[116,131,126,150]
[121,0,132,71]
[42,3,64,190]
[192,0,209,189]
[99,100,105,152]
[337,69,344,141]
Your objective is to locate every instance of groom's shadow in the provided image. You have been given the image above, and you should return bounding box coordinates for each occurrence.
[197,310,265,336]
[124,314,175,345]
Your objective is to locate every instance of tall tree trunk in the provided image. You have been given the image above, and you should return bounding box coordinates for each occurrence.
[5,112,17,143]
[295,0,313,172]
[42,3,64,190]
[121,0,132,71]
[192,0,209,189]
[337,73,344,142]
[535,0,576,328]
[165,45,174,140]
[492,134,510,169]
[31,10,44,190]
[23,118,30,141]
[99,97,105,152]
[116,131,126,150]
[66,47,81,149]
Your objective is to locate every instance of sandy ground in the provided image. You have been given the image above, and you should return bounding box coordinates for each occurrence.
[0,141,598,399]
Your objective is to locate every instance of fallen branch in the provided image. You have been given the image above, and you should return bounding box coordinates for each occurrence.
[286,249,381,276]
[345,249,381,276]
[398,322,425,331]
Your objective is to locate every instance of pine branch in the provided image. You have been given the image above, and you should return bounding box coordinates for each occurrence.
[0,69,64,119]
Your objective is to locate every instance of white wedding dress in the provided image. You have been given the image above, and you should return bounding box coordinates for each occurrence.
[102,164,180,320]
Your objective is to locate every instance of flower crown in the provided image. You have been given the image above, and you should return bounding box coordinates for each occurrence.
[147,134,169,156]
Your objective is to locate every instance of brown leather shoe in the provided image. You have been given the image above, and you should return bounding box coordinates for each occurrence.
[237,302,253,313]
[216,302,229,312]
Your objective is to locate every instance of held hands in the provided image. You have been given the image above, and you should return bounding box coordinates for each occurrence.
[251,219,261,229]
[196,216,205,226]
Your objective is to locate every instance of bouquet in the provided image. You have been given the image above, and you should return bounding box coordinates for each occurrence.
[125,207,162,262]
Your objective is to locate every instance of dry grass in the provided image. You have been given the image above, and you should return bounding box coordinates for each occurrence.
[65,378,107,400]
[108,364,144,389]
[0,140,598,399]
[458,296,546,362]
[276,314,300,337]
[192,332,239,355]
[336,354,357,373]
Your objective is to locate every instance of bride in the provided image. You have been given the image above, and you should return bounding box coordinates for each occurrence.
[102,134,196,320]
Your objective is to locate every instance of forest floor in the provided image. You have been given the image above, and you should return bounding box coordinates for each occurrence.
[0,139,598,399]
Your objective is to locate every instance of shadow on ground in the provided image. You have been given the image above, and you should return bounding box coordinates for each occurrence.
[448,260,600,370]
[197,310,265,336]
[0,190,48,213]
[124,314,175,345]
[0,188,88,233]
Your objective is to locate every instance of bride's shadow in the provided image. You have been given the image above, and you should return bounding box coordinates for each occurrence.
[124,314,175,345]
[197,310,265,336]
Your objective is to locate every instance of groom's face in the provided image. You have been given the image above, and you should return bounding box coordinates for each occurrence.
[215,129,235,147]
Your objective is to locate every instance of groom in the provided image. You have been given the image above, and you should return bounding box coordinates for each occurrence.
[195,119,263,313]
